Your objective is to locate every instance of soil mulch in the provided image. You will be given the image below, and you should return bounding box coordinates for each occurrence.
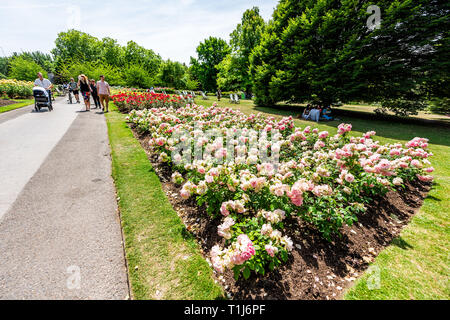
[0,99,18,107]
[131,126,430,300]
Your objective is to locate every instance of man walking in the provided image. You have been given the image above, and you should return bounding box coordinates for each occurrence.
[68,77,80,103]
[97,75,111,113]
[34,72,54,106]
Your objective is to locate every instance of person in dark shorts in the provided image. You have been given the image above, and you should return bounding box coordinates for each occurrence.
[217,89,222,101]
[90,79,101,109]
[69,78,80,103]
[78,74,91,111]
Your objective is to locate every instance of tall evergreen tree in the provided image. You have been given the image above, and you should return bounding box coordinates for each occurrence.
[250,0,449,115]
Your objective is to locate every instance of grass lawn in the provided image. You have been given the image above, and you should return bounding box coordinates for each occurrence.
[0,99,34,113]
[338,103,450,123]
[196,98,450,300]
[254,99,449,123]
[105,103,223,300]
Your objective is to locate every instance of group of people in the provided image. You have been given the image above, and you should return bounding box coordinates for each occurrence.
[301,104,335,122]
[34,72,111,113]
[66,75,111,112]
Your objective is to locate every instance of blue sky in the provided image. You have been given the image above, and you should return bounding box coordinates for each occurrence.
[0,0,278,64]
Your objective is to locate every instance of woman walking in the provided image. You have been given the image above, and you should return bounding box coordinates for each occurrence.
[78,74,92,111]
[90,79,101,109]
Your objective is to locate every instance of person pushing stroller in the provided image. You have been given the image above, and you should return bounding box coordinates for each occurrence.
[34,72,53,105]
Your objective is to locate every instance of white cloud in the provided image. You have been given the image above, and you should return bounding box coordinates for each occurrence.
[0,0,278,64]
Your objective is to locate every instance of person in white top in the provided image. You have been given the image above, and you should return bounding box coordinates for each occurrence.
[97,75,111,113]
[34,72,54,104]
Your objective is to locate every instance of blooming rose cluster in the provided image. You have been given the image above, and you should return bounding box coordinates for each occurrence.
[210,234,256,273]
[111,91,186,113]
[126,103,434,278]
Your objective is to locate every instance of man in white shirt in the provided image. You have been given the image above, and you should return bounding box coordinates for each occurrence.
[34,72,54,104]
[97,75,111,113]
[309,107,321,122]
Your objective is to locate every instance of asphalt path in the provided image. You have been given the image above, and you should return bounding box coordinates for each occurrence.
[0,98,129,299]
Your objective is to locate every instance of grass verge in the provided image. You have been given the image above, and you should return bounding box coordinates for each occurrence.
[197,98,450,300]
[105,103,223,300]
[0,99,34,113]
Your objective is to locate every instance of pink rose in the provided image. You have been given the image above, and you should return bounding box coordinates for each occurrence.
[345,173,355,183]
[220,202,230,216]
[198,166,206,174]
[265,245,277,257]
[180,189,190,199]
[411,159,422,168]
[318,131,329,139]
[417,174,434,182]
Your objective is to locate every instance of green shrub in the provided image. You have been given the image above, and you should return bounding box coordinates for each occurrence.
[428,98,450,115]
[57,60,125,86]
[124,64,153,89]
[376,99,427,117]
[0,79,34,99]
[9,57,47,81]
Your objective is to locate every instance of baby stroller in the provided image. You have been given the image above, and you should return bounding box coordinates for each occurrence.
[33,87,53,112]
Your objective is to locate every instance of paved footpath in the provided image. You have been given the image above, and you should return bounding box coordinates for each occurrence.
[0,99,129,299]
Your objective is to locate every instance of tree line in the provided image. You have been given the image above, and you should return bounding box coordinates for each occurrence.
[189,1,449,115]
[0,30,198,90]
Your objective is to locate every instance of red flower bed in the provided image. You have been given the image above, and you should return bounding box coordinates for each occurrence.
[111,91,186,113]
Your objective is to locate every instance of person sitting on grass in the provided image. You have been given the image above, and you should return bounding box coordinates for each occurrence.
[309,105,321,122]
[321,105,334,121]
[301,104,312,120]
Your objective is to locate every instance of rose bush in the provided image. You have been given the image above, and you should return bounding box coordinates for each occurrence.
[126,103,434,279]
[0,79,34,99]
[111,91,186,113]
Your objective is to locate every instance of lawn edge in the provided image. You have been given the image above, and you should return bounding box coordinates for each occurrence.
[104,103,224,300]
[0,99,34,113]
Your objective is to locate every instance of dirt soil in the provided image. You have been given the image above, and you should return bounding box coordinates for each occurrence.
[131,127,431,300]
[0,100,17,107]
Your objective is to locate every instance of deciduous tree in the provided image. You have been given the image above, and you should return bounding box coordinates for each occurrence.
[190,37,230,92]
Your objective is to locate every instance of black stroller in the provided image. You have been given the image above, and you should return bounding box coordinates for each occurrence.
[33,86,53,112]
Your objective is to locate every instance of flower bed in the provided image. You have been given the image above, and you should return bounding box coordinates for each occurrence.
[126,103,434,281]
[0,79,34,99]
[111,91,186,113]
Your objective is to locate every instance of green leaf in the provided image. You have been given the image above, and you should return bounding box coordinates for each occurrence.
[243,267,251,280]
[233,268,241,281]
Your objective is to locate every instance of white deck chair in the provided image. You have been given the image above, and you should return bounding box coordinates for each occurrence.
[234,93,240,104]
